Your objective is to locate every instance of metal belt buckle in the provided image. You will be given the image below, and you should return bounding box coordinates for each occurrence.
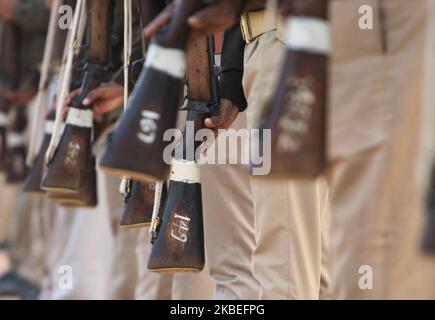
[240,13,253,44]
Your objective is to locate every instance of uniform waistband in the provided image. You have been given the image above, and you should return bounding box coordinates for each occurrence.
[240,10,278,44]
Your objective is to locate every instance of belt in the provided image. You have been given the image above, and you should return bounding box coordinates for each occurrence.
[240,10,278,44]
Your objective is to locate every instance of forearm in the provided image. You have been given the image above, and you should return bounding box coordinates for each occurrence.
[219,24,247,111]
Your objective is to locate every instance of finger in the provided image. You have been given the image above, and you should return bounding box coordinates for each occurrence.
[204,117,218,129]
[143,3,175,38]
[83,87,107,106]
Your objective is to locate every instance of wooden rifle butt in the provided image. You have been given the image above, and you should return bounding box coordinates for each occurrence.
[147,179,205,273]
[46,156,98,208]
[23,134,51,195]
[5,108,28,183]
[23,110,56,194]
[100,0,208,181]
[41,125,93,194]
[5,145,27,183]
[252,0,329,178]
[99,67,182,182]
[255,52,328,178]
[120,180,156,228]
[147,34,216,273]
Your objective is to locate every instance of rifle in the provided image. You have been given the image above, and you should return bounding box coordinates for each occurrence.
[40,0,114,206]
[121,180,158,227]
[23,110,56,194]
[148,35,219,272]
[422,164,435,253]
[5,107,27,183]
[24,1,68,194]
[252,0,330,177]
[120,0,167,228]
[0,22,21,173]
[99,0,206,182]
[45,156,97,207]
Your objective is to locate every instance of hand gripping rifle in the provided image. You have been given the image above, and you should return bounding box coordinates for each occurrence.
[252,0,330,177]
[40,0,114,206]
[120,0,167,228]
[99,0,207,182]
[0,22,20,173]
[147,35,219,272]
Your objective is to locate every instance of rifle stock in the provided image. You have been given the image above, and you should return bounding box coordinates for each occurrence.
[119,0,167,228]
[120,180,156,227]
[148,35,219,272]
[99,0,205,182]
[252,0,329,177]
[46,156,98,207]
[0,22,21,172]
[41,0,113,201]
[5,108,28,183]
[23,110,56,194]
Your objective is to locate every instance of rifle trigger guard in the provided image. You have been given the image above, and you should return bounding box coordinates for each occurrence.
[186,99,211,114]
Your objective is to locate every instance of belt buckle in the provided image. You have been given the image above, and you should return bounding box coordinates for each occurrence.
[240,13,253,44]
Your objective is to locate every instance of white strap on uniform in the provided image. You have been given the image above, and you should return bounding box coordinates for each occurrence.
[124,0,132,109]
[285,16,331,54]
[119,0,133,194]
[149,181,164,235]
[170,159,201,184]
[26,0,61,166]
[46,0,86,161]
[145,43,187,79]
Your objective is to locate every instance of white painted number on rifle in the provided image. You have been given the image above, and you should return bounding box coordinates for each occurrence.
[65,141,80,166]
[137,110,160,144]
[170,213,190,243]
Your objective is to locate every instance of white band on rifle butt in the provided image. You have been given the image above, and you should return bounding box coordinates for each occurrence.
[7,133,26,148]
[45,120,55,135]
[145,43,186,79]
[0,112,7,126]
[66,108,93,128]
[286,17,330,54]
[170,159,200,184]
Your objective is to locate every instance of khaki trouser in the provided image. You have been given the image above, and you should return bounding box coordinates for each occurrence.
[0,96,46,285]
[326,0,435,299]
[242,30,331,299]
[200,112,260,300]
[40,135,137,300]
[134,227,215,300]
[237,0,435,300]
[0,174,17,245]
